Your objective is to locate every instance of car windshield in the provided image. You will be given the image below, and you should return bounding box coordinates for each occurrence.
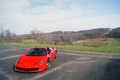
[26,48,46,56]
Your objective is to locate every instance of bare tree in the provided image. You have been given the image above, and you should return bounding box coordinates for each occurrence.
[11,33,22,42]
[31,29,42,40]
[53,35,62,45]
[3,29,13,42]
[0,26,4,38]
[31,29,42,43]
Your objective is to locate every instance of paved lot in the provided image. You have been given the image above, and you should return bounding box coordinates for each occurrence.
[0,44,120,80]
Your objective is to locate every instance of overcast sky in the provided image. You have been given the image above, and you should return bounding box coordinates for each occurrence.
[0,0,120,35]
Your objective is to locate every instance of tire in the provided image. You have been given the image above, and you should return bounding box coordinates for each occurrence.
[13,65,17,72]
[13,65,15,71]
[46,60,51,70]
[54,54,56,59]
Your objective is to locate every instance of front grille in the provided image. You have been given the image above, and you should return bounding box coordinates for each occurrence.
[16,67,39,71]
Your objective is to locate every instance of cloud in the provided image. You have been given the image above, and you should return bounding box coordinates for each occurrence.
[14,12,120,32]
[0,0,29,13]
[0,0,120,34]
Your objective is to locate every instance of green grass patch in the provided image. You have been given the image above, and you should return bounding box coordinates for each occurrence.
[2,38,120,53]
[22,39,37,44]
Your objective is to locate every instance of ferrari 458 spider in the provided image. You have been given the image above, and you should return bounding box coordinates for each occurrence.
[14,47,57,72]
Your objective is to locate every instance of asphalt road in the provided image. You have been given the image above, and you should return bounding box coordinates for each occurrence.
[0,44,120,80]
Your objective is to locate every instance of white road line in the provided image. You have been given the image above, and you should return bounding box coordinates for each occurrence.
[29,59,94,80]
[76,57,92,61]
[0,55,20,60]
[59,52,81,56]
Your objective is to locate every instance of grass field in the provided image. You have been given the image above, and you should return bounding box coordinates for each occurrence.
[6,38,120,53]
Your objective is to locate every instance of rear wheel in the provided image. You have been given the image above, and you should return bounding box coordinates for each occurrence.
[54,54,56,59]
[46,60,51,69]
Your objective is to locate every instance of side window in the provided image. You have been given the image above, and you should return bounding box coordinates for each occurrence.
[47,47,51,54]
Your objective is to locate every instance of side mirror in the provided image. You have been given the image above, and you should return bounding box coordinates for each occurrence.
[23,52,26,55]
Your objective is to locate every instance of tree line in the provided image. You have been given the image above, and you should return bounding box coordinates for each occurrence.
[0,26,21,42]
[30,28,110,45]
[1,26,119,44]
[106,27,120,38]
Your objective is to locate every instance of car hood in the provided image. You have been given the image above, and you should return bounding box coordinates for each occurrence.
[18,55,45,66]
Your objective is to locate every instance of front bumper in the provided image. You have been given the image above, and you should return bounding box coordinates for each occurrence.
[14,63,46,72]
[15,67,40,72]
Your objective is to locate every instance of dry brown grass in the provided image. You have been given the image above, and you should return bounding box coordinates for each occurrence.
[73,38,108,47]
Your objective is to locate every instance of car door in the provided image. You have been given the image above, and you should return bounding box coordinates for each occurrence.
[47,48,56,61]
[47,48,53,61]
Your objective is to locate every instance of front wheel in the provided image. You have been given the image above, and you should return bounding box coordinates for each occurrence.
[46,60,51,70]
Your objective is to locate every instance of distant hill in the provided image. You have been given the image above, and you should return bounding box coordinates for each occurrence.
[51,28,110,39]
[19,27,120,44]
[106,27,120,38]
[17,28,111,44]
[2,27,120,44]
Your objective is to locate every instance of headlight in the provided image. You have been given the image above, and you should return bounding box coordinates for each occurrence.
[15,59,19,64]
[37,58,44,65]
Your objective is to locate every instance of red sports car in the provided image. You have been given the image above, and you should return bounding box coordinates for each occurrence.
[14,47,57,72]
